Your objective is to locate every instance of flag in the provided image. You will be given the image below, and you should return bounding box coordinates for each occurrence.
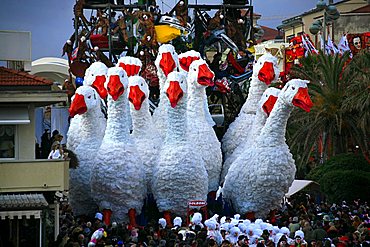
[301,35,310,57]
[304,35,318,54]
[338,34,353,58]
[326,35,339,55]
[319,34,326,53]
[70,47,79,61]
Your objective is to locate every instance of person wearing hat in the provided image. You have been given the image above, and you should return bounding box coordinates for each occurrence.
[93,212,104,231]
[289,217,301,239]
[289,231,307,247]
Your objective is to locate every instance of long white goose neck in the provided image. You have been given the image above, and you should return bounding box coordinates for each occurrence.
[165,99,187,143]
[187,82,206,119]
[257,97,292,147]
[247,108,268,146]
[80,106,102,138]
[241,75,267,114]
[131,100,152,137]
[105,91,130,142]
[157,71,167,107]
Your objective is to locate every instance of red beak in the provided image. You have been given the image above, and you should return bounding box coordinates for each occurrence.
[69,93,87,117]
[118,63,141,77]
[166,81,183,108]
[92,75,108,99]
[107,75,124,101]
[258,62,276,85]
[262,95,278,116]
[128,85,146,110]
[160,52,176,77]
[179,56,200,72]
[293,87,313,112]
[198,64,214,86]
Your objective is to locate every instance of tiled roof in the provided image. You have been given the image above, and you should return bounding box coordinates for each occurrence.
[0,194,48,210]
[259,25,279,42]
[0,66,53,86]
[349,4,370,13]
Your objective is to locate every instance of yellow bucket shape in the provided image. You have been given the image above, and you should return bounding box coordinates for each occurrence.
[155,25,182,43]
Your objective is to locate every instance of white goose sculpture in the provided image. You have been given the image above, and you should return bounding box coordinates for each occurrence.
[67,61,107,152]
[221,53,280,182]
[152,71,208,225]
[178,50,215,127]
[186,59,222,196]
[223,79,313,218]
[90,67,146,225]
[68,85,106,216]
[153,44,179,140]
[128,75,161,194]
[221,87,281,181]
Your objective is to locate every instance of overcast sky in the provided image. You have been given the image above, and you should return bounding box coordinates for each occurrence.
[0,0,321,60]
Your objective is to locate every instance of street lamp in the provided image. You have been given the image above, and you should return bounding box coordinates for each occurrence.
[309,0,340,49]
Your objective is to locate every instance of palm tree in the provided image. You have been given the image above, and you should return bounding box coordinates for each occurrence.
[286,51,369,170]
[341,50,370,162]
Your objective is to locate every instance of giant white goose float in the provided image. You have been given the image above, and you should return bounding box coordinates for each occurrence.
[220,53,280,183]
[68,85,106,216]
[178,50,215,127]
[222,79,313,218]
[152,71,208,225]
[128,75,161,194]
[90,66,146,225]
[153,44,179,140]
[67,61,108,152]
[221,87,281,179]
[186,59,223,197]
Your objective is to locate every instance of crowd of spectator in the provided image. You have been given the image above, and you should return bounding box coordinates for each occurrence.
[52,194,370,247]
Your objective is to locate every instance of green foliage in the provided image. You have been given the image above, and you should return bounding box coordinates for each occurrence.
[320,170,370,203]
[307,153,370,202]
[286,51,370,168]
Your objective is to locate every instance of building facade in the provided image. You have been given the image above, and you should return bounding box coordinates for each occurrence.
[0,66,69,247]
[278,0,369,45]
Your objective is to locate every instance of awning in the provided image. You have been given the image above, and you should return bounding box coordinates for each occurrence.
[0,193,48,220]
[285,180,320,198]
[0,107,30,124]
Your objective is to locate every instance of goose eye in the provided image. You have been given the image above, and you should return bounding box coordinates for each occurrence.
[193,68,196,71]
[91,73,94,77]
[88,95,91,99]
[292,86,295,90]
[141,83,143,86]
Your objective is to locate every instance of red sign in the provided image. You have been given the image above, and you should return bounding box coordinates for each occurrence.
[188,200,207,207]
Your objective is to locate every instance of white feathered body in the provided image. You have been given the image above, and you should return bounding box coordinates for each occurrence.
[152,72,168,140]
[91,93,146,222]
[152,98,208,216]
[67,105,106,152]
[130,101,161,193]
[220,76,267,183]
[223,96,296,217]
[187,84,222,192]
[69,107,105,216]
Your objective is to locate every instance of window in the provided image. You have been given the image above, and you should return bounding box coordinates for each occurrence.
[0,125,16,159]
[287,35,295,43]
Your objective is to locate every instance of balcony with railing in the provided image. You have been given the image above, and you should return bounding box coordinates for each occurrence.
[0,159,69,193]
